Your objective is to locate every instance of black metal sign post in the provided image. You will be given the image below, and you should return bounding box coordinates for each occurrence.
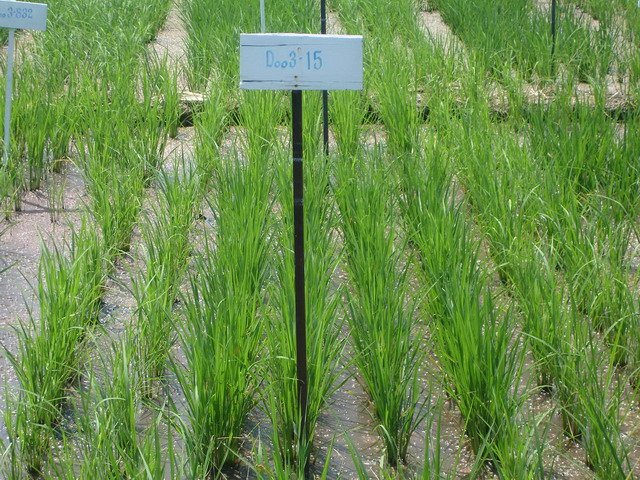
[240,32,362,478]
[321,0,329,155]
[292,89,308,443]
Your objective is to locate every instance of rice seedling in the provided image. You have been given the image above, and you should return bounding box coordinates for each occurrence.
[334,149,426,467]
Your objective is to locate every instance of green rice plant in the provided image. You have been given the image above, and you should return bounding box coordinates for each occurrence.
[510,246,565,390]
[192,88,231,188]
[429,0,615,82]
[132,162,200,396]
[453,118,541,285]
[82,159,145,256]
[48,337,174,480]
[4,222,105,474]
[528,100,616,197]
[373,42,422,156]
[630,293,640,392]
[263,152,345,473]
[541,194,634,367]
[330,90,366,160]
[0,0,173,207]
[173,152,272,477]
[343,402,458,480]
[0,153,24,216]
[607,118,640,222]
[268,0,318,33]
[246,435,335,480]
[552,309,633,477]
[182,0,256,90]
[333,0,423,47]
[334,149,426,467]
[238,90,285,166]
[396,132,538,476]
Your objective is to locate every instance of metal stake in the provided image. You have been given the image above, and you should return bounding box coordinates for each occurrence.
[3,28,15,164]
[292,90,308,439]
[321,0,329,156]
[260,0,266,33]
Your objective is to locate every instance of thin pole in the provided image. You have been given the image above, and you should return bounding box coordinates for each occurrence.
[321,0,329,156]
[260,0,266,33]
[292,90,308,441]
[550,0,557,70]
[3,28,15,164]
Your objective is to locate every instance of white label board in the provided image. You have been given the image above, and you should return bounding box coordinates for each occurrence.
[240,33,363,90]
[0,1,47,31]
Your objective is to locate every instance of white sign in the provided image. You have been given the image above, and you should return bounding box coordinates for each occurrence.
[0,1,47,31]
[240,34,363,90]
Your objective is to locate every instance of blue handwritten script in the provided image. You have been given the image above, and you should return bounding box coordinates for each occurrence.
[265,49,323,71]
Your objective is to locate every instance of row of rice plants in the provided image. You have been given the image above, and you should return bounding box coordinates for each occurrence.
[444,81,637,477]
[0,0,172,212]
[2,0,177,474]
[331,1,501,475]
[260,91,346,476]
[181,0,354,473]
[374,37,539,473]
[335,0,637,475]
[49,337,174,479]
[429,0,616,82]
[334,149,427,469]
[173,95,273,476]
[3,222,107,475]
[331,0,441,471]
[45,160,200,478]
[131,159,201,398]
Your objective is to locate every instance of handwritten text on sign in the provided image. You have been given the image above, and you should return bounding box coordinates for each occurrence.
[240,34,363,90]
[0,0,47,31]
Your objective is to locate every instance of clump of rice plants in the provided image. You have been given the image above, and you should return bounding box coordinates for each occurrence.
[173,149,272,477]
[182,0,256,89]
[4,223,106,474]
[397,132,539,477]
[132,161,200,397]
[49,337,175,479]
[334,149,426,467]
[330,90,366,160]
[552,309,633,477]
[263,150,345,474]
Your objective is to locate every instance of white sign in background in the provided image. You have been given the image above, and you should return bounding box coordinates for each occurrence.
[240,34,363,91]
[0,1,47,31]
[0,0,48,164]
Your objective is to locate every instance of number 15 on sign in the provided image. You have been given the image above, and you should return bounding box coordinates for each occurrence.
[240,34,363,90]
